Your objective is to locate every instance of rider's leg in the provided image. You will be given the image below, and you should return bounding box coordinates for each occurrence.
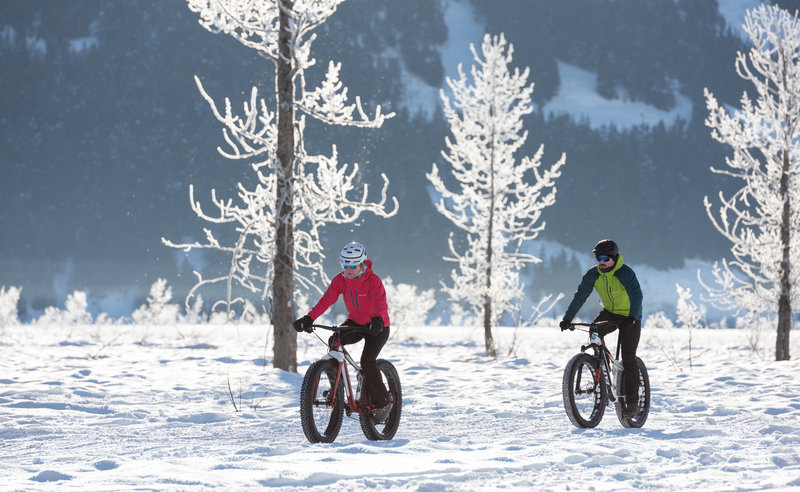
[592,309,616,337]
[360,326,391,407]
[619,318,642,408]
[594,310,641,413]
[333,319,364,348]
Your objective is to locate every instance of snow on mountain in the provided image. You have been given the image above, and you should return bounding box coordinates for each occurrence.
[441,0,485,80]
[400,0,484,118]
[718,0,765,39]
[540,61,693,130]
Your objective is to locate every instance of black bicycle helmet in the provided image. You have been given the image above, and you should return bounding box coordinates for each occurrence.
[592,239,618,258]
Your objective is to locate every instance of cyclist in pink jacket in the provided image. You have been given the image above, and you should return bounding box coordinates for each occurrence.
[293,242,392,421]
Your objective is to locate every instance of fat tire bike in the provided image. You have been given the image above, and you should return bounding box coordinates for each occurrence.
[562,321,650,429]
[299,324,402,443]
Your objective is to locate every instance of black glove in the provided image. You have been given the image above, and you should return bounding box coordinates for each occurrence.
[367,315,384,335]
[293,315,313,333]
[627,317,641,329]
[559,319,572,331]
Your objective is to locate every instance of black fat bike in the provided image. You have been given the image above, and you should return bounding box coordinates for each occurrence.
[562,321,651,428]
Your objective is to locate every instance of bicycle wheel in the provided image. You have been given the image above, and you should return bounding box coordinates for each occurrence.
[615,356,651,428]
[299,359,344,443]
[359,359,402,441]
[562,352,607,428]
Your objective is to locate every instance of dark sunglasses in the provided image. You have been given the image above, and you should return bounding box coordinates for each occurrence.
[343,264,359,270]
[596,255,612,262]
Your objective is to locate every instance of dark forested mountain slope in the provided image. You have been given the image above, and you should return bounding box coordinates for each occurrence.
[0,0,777,316]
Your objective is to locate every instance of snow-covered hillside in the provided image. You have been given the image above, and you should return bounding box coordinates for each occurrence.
[3,322,799,489]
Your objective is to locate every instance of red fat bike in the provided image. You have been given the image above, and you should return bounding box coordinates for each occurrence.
[299,324,402,443]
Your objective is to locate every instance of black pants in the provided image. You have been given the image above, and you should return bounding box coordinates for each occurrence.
[593,309,641,407]
[338,322,391,407]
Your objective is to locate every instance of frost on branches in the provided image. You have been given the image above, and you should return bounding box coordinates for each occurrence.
[701,4,800,360]
[427,33,565,356]
[165,1,397,346]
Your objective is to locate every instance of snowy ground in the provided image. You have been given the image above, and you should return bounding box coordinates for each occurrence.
[2,321,800,490]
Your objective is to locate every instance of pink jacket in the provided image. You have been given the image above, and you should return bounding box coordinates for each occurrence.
[307,259,390,327]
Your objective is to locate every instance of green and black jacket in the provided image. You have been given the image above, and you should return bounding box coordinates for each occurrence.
[564,253,643,321]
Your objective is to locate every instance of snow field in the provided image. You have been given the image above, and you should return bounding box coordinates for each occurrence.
[1,322,799,490]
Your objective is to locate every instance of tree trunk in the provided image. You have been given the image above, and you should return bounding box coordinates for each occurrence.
[484,206,495,357]
[483,276,495,357]
[272,0,297,372]
[483,121,496,358]
[776,150,791,361]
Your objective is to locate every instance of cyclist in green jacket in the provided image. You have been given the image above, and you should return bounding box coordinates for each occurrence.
[559,239,643,419]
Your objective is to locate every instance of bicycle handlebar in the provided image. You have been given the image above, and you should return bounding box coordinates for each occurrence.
[308,323,370,334]
[567,320,619,331]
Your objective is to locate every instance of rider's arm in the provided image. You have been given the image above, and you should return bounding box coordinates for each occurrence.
[307,276,344,320]
[563,267,599,321]
[617,266,643,319]
[368,275,390,327]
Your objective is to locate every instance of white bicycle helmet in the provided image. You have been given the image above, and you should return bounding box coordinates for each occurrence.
[339,241,367,268]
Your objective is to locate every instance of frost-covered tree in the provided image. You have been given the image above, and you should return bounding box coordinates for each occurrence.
[166,0,397,371]
[701,4,800,361]
[427,33,565,357]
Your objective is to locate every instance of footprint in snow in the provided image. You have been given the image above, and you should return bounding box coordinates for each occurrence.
[94,460,119,471]
[30,470,72,482]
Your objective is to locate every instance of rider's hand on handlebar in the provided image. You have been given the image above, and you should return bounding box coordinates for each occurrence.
[367,315,384,335]
[293,315,313,333]
[559,319,573,331]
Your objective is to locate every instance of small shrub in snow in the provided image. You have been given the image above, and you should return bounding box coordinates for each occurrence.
[646,285,709,372]
[737,311,774,360]
[239,300,268,324]
[28,291,119,355]
[132,279,179,325]
[0,285,22,327]
[448,303,478,328]
[36,290,93,327]
[182,294,207,324]
[676,283,706,332]
[675,283,707,369]
[644,311,682,370]
[383,277,436,331]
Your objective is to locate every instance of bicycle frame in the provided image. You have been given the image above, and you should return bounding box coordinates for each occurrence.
[580,324,624,404]
[312,325,366,416]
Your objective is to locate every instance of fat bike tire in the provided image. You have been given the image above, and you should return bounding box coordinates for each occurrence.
[299,359,344,443]
[615,356,651,428]
[563,352,607,428]
[359,359,402,441]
